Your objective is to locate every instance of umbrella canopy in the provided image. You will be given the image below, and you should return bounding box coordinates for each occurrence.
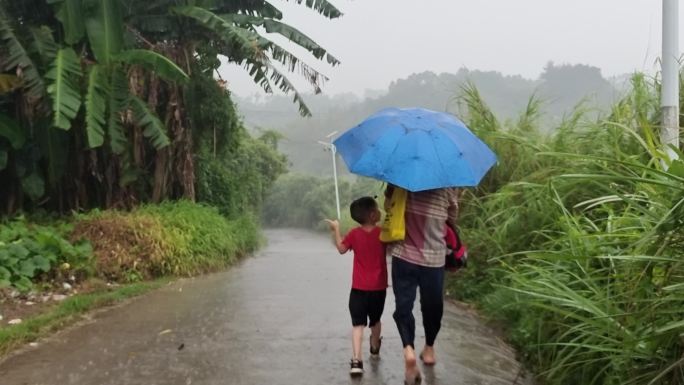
[333,108,497,192]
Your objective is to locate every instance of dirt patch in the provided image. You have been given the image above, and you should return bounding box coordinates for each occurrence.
[1,290,61,327]
[71,213,168,281]
[0,280,110,328]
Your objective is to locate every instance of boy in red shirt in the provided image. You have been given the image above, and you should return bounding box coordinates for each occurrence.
[325,196,388,377]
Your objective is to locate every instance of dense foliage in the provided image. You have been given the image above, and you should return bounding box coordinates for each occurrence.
[0,0,339,214]
[0,0,337,290]
[192,73,287,217]
[450,74,684,385]
[0,218,91,290]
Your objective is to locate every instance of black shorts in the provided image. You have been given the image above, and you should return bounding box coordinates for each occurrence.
[349,288,387,327]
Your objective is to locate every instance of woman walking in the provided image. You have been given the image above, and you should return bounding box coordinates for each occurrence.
[385,185,459,384]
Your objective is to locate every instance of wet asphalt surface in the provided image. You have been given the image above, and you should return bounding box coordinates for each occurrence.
[0,229,530,385]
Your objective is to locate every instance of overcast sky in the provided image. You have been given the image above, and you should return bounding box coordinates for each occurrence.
[219,0,681,98]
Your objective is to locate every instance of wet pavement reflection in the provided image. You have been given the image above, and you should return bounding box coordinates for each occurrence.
[0,229,531,385]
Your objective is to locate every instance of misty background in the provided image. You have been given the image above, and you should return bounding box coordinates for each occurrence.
[218,0,681,176]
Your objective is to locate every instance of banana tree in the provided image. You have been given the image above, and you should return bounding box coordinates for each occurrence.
[117,0,341,200]
[0,0,188,211]
[0,0,341,213]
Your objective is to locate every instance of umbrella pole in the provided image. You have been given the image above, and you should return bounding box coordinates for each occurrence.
[331,143,341,220]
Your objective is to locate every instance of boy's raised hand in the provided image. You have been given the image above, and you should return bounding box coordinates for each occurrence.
[324,219,348,254]
[324,219,339,232]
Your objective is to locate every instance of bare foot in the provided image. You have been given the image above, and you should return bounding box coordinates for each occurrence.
[404,347,422,384]
[420,345,436,366]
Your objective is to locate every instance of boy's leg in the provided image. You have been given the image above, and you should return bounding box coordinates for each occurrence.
[418,264,445,364]
[349,289,367,361]
[368,289,386,355]
[370,323,381,348]
[352,325,364,361]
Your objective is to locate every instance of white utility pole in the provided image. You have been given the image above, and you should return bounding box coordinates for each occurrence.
[318,130,341,219]
[331,143,341,220]
[662,0,680,159]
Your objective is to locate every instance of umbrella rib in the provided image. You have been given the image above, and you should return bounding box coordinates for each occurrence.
[381,134,407,185]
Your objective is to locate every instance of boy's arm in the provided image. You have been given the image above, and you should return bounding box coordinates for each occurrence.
[324,219,350,254]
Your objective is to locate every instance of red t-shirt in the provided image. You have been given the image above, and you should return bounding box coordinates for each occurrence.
[342,226,388,291]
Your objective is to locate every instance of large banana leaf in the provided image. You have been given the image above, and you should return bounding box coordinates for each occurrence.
[116,49,189,83]
[243,59,312,116]
[0,113,26,149]
[288,0,342,19]
[84,64,107,147]
[107,68,128,154]
[265,63,311,116]
[45,48,82,130]
[181,7,323,114]
[29,27,59,68]
[222,14,339,65]
[171,6,265,62]
[128,95,170,149]
[49,0,85,45]
[0,5,46,103]
[205,0,342,19]
[256,35,326,93]
[35,120,69,187]
[209,0,283,19]
[84,0,124,63]
[245,60,273,93]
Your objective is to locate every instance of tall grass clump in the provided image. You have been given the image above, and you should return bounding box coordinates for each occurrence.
[72,201,260,281]
[451,74,684,385]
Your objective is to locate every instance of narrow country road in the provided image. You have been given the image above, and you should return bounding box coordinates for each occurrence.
[0,229,529,385]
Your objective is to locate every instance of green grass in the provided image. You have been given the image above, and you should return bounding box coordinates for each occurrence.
[448,73,684,385]
[0,279,168,356]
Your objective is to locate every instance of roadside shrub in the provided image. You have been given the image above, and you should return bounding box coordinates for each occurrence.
[71,212,168,282]
[72,201,260,282]
[196,133,287,218]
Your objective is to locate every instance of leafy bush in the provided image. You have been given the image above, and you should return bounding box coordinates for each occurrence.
[0,219,92,291]
[190,71,287,218]
[197,132,287,218]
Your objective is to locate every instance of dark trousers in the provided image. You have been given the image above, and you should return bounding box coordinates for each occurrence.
[392,257,445,349]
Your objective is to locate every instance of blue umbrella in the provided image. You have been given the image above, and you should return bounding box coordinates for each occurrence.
[333,107,497,192]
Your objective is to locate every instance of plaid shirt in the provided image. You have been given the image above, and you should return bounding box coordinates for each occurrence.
[386,187,459,267]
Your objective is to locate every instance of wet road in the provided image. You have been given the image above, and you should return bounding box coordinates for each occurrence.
[0,229,529,385]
